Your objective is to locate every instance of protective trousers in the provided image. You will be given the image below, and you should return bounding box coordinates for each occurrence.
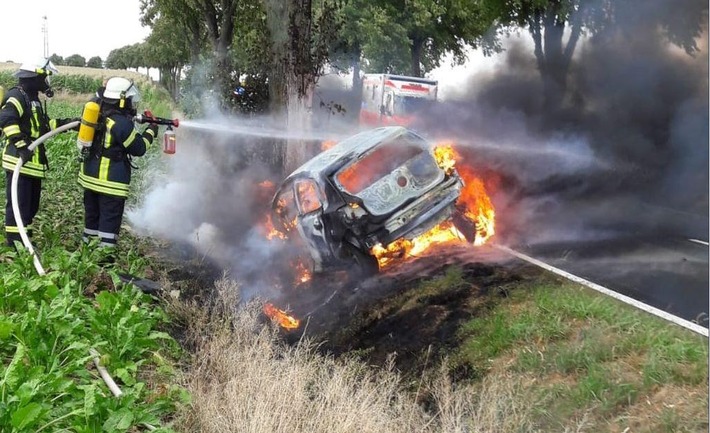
[5,171,41,246]
[82,189,125,249]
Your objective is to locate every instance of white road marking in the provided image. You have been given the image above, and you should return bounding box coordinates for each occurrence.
[494,244,708,337]
[688,238,709,246]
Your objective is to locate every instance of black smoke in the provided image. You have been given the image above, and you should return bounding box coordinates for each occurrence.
[416,0,708,245]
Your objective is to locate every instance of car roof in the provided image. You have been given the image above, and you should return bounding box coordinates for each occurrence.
[284,126,411,184]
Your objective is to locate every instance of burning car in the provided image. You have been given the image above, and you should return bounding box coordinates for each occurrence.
[271,126,476,275]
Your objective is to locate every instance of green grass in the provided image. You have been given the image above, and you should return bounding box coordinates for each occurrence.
[0,79,186,432]
[454,280,709,432]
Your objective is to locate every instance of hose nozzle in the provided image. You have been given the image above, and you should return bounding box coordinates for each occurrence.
[134,110,179,127]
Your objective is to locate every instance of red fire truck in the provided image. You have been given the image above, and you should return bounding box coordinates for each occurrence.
[359,74,438,126]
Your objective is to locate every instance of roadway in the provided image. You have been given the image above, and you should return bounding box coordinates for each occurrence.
[509,201,709,328]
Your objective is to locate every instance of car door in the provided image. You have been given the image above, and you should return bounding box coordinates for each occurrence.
[293,178,335,272]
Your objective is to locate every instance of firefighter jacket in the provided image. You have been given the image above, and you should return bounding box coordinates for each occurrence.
[0,87,72,178]
[78,110,157,198]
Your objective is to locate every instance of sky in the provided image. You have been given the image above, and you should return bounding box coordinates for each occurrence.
[0,0,150,63]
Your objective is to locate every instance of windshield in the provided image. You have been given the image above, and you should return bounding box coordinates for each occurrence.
[393,96,432,115]
[335,139,424,195]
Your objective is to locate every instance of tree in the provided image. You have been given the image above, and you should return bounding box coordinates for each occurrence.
[262,0,341,171]
[86,56,103,68]
[141,0,242,106]
[483,0,708,110]
[142,14,189,100]
[105,48,128,70]
[329,0,496,77]
[48,53,64,66]
[65,54,86,67]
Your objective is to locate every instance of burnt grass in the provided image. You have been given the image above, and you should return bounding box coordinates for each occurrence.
[150,240,545,381]
[278,244,544,379]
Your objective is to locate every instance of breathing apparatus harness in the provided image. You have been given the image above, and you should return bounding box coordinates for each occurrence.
[78,97,140,168]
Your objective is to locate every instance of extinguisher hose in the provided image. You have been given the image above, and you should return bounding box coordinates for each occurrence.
[10,120,80,276]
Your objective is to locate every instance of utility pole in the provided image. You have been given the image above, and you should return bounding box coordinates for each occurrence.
[42,16,49,58]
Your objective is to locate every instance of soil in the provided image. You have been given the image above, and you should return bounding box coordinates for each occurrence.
[277,244,545,378]
[147,239,545,379]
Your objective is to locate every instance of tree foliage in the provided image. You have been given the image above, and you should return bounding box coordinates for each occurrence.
[86,56,103,69]
[483,0,708,109]
[329,0,497,77]
[65,54,86,67]
[48,53,64,66]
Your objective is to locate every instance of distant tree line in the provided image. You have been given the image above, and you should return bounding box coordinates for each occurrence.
[49,53,103,69]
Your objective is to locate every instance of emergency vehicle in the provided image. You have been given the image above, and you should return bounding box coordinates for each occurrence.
[359,74,438,126]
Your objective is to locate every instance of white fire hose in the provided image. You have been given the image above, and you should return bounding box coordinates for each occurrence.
[10,120,79,275]
[12,121,159,430]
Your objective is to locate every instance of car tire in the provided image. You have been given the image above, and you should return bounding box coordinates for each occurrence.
[345,244,380,277]
[452,207,477,244]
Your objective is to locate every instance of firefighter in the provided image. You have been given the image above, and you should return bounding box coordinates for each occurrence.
[78,77,157,259]
[0,58,78,247]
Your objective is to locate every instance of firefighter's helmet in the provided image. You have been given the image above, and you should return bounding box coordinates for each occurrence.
[14,58,59,79]
[102,77,141,110]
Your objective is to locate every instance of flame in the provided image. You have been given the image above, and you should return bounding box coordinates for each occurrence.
[457,167,496,245]
[371,142,496,268]
[263,302,300,330]
[321,140,336,151]
[372,221,465,268]
[261,214,287,240]
[434,143,495,245]
[292,257,312,284]
[434,144,456,175]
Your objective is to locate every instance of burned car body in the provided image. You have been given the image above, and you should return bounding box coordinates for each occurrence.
[271,126,470,274]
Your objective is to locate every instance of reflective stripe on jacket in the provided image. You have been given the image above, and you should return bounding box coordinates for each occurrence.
[0,87,54,178]
[78,112,156,197]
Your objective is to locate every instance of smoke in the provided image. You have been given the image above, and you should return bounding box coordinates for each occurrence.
[127,110,301,301]
[416,0,708,245]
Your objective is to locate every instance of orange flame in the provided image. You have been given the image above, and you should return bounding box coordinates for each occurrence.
[457,168,496,245]
[263,302,300,330]
[372,221,465,268]
[321,140,337,151]
[292,258,313,284]
[371,142,496,268]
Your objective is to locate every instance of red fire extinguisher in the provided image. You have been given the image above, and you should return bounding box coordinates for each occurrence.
[163,126,176,154]
[134,110,180,154]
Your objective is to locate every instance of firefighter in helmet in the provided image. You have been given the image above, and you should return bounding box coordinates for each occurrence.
[0,57,78,247]
[78,77,157,257]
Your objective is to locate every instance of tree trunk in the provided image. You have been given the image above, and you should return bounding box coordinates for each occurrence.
[410,37,424,77]
[284,0,316,174]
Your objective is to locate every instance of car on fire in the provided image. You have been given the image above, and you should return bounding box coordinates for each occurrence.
[271,126,475,275]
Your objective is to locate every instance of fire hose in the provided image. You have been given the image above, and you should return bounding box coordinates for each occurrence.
[12,112,180,275]
[12,121,163,430]
[10,120,80,275]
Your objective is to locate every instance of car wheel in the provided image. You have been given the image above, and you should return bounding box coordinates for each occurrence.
[345,244,380,277]
[452,207,477,244]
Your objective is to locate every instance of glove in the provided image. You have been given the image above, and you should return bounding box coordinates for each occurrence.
[145,123,159,137]
[16,146,33,164]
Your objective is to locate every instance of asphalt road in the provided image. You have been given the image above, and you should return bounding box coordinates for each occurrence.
[518,233,709,328]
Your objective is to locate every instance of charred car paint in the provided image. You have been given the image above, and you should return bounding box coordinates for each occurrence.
[271,126,472,274]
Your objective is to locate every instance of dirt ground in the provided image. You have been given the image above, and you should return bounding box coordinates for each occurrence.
[264,244,544,377]
[150,239,544,378]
